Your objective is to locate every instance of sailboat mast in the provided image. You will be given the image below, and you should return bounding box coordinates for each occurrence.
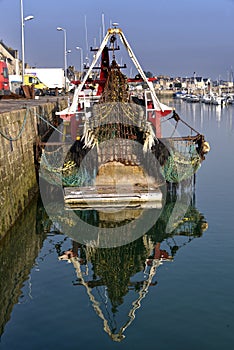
[102,13,105,39]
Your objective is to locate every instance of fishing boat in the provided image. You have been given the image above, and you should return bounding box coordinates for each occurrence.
[39,25,210,208]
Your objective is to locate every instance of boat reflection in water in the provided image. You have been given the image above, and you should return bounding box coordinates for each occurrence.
[55,192,208,342]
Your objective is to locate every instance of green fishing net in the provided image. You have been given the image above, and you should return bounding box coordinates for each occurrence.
[160,140,201,183]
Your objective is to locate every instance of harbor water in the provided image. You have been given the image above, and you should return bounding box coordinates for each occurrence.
[0,99,234,350]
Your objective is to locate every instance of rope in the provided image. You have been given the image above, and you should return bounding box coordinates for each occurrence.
[0,108,29,141]
[0,107,65,143]
[163,110,200,135]
[35,112,65,135]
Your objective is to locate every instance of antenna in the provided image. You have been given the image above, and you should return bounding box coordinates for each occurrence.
[99,27,102,45]
[102,13,105,39]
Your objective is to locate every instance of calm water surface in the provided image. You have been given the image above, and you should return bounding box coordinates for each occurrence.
[0,99,234,350]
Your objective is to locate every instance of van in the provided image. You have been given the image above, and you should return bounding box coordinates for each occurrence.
[23,74,48,95]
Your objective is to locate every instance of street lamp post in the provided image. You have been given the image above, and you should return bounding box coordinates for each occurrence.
[20,0,34,83]
[76,46,83,77]
[57,27,68,93]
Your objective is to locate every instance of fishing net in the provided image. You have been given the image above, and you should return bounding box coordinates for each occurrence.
[39,128,202,187]
[39,143,98,187]
[99,59,129,103]
[160,138,201,183]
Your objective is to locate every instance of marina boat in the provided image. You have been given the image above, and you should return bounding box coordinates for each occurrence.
[211,95,223,105]
[184,94,200,103]
[226,93,234,104]
[201,92,224,105]
[39,26,210,208]
[173,90,187,99]
[201,93,213,104]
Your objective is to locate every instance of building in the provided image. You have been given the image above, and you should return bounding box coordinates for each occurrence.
[0,41,20,75]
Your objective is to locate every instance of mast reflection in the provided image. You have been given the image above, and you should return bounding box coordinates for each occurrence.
[58,194,208,341]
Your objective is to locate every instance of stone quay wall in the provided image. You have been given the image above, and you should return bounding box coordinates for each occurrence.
[0,97,67,238]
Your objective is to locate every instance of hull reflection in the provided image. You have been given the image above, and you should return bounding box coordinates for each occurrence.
[56,193,208,341]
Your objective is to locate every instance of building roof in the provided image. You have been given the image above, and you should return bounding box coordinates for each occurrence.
[0,41,18,59]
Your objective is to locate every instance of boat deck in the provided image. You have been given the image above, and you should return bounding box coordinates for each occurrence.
[64,185,163,210]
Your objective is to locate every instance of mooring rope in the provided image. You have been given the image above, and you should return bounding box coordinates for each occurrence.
[34,112,65,135]
[0,107,65,142]
[0,108,29,141]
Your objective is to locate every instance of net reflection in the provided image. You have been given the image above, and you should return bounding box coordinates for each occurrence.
[57,194,208,341]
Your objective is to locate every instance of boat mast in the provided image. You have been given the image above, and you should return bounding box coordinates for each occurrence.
[67,27,165,114]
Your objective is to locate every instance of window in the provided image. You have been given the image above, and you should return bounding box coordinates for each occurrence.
[3,68,8,79]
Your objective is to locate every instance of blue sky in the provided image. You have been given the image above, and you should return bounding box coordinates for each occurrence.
[0,0,234,80]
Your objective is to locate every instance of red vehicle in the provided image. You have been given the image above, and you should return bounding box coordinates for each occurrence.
[0,61,10,95]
